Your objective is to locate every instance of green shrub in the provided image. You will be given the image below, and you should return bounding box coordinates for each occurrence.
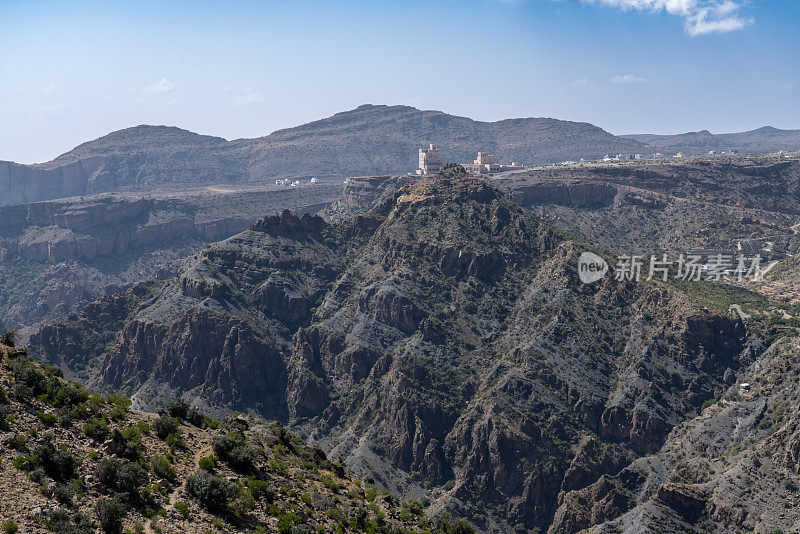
[153,414,180,439]
[321,477,340,493]
[108,427,144,460]
[211,431,258,473]
[54,483,75,505]
[50,382,89,408]
[9,358,47,395]
[1,329,17,347]
[84,417,110,442]
[107,394,131,421]
[174,500,190,519]
[165,430,186,451]
[13,454,37,472]
[404,499,425,516]
[247,478,276,502]
[37,410,58,426]
[96,457,148,494]
[96,498,127,534]
[198,455,217,472]
[276,513,301,534]
[44,508,94,534]
[150,455,176,483]
[7,434,26,452]
[185,471,238,512]
[33,439,77,481]
[167,398,190,419]
[0,405,10,431]
[2,521,18,534]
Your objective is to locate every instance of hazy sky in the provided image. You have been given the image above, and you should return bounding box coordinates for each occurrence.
[1,0,798,163]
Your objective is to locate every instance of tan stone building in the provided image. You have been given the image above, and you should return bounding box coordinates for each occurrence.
[417,144,443,175]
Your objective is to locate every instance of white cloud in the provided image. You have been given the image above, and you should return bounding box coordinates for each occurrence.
[143,78,175,94]
[569,0,753,35]
[609,74,648,84]
[572,77,591,88]
[40,85,56,95]
[233,93,264,106]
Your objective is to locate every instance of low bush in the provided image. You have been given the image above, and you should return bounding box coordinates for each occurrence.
[107,427,143,460]
[0,405,11,430]
[153,414,180,440]
[198,455,217,472]
[44,508,94,534]
[247,478,276,502]
[37,410,58,426]
[10,358,47,397]
[211,431,259,473]
[174,500,190,519]
[186,471,238,512]
[54,483,75,505]
[7,434,26,452]
[1,329,17,347]
[95,498,127,534]
[84,417,109,442]
[96,457,148,494]
[167,398,190,419]
[150,455,176,483]
[33,439,78,481]
[106,394,131,421]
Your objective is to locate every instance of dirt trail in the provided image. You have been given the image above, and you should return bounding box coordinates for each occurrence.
[146,426,213,534]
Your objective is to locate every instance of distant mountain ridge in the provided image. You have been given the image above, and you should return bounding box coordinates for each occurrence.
[624,126,800,152]
[0,104,646,206]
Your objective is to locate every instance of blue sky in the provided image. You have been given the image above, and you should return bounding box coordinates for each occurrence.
[1,0,798,163]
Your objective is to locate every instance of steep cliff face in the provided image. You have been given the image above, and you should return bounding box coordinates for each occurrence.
[0,197,242,264]
[549,335,800,534]
[0,158,106,205]
[0,185,340,340]
[29,172,761,532]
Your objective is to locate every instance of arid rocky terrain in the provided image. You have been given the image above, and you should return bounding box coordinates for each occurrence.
[0,182,341,340]
[5,113,800,533]
[0,338,475,533]
[25,165,800,532]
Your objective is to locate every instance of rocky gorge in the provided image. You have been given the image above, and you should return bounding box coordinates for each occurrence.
[28,167,792,532]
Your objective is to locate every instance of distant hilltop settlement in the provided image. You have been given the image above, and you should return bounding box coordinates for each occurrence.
[416,144,524,176]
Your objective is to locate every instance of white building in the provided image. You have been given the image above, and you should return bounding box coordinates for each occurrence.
[462,151,523,174]
[417,144,443,175]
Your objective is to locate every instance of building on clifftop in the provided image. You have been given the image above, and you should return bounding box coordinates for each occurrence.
[461,151,524,174]
[417,144,443,175]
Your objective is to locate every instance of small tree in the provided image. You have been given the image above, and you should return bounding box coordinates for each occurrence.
[1,329,17,347]
[153,414,180,439]
[186,471,238,512]
[95,498,127,534]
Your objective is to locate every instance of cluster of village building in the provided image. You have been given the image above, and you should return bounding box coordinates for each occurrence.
[416,144,524,176]
[272,147,800,189]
